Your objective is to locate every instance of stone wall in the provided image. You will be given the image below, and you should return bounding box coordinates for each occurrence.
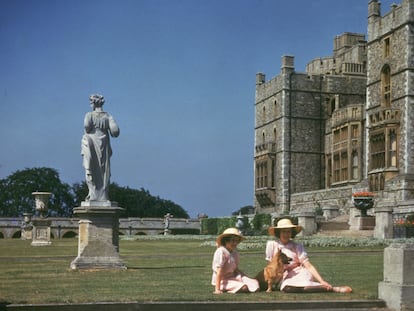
[0,217,201,239]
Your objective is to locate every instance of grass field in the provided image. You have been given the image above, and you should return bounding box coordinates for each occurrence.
[0,236,385,305]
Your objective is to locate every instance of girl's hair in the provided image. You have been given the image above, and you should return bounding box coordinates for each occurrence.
[219,235,240,246]
[275,227,298,238]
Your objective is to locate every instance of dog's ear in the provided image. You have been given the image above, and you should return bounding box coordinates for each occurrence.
[279,251,292,264]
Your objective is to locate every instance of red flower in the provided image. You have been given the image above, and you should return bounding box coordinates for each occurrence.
[352,191,375,198]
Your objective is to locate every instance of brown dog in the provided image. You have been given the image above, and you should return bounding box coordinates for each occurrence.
[255,250,291,292]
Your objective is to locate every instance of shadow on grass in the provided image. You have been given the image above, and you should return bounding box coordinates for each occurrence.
[127,265,205,270]
[0,301,11,311]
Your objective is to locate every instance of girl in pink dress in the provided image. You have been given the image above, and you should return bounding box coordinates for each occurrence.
[211,228,259,294]
[266,218,352,293]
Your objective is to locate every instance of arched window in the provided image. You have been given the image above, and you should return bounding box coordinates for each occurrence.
[381,65,391,107]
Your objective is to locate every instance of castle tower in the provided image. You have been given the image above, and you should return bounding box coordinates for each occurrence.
[254,56,328,215]
[253,0,414,219]
[254,34,367,215]
[366,0,414,200]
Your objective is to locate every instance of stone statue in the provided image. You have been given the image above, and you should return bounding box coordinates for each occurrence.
[81,94,120,201]
[164,213,173,235]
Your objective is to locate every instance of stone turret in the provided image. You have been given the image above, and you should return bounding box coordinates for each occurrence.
[281,55,294,75]
[368,0,380,18]
[256,72,265,86]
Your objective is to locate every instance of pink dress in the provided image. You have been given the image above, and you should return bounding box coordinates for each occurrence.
[211,246,259,293]
[265,240,321,290]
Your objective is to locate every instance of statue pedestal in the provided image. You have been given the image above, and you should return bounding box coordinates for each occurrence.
[349,206,375,231]
[350,216,376,230]
[379,243,414,311]
[31,218,52,246]
[70,201,126,270]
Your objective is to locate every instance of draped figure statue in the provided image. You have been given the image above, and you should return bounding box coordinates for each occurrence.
[81,94,120,201]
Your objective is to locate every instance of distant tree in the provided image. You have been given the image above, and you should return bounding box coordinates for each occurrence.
[232,205,255,216]
[71,181,88,205]
[0,167,75,217]
[0,167,189,219]
[72,181,189,218]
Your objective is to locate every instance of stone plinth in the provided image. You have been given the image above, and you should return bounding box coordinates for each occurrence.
[374,206,393,239]
[350,216,375,230]
[349,207,375,230]
[296,212,316,236]
[21,212,33,240]
[21,226,33,240]
[70,201,126,270]
[31,218,52,246]
[379,243,414,311]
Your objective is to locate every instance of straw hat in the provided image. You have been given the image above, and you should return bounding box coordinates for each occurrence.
[216,228,245,246]
[268,218,302,238]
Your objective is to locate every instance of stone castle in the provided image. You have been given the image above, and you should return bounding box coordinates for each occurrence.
[254,0,414,219]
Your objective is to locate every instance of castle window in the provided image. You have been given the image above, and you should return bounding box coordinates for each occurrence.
[381,65,391,107]
[352,151,359,180]
[332,125,349,183]
[341,151,348,181]
[370,132,385,169]
[262,106,266,123]
[330,98,336,114]
[388,129,397,167]
[333,154,340,182]
[351,124,359,138]
[383,37,390,58]
[326,156,332,187]
[255,160,269,189]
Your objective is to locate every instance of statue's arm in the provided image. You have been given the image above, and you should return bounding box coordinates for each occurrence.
[84,113,93,133]
[109,115,120,137]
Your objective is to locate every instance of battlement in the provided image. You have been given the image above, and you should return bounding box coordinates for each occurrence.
[368,0,414,41]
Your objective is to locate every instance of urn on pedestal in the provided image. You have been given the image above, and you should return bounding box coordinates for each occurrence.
[31,192,52,246]
[352,191,374,217]
[350,191,375,231]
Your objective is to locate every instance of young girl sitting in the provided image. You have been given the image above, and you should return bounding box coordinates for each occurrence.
[211,228,259,294]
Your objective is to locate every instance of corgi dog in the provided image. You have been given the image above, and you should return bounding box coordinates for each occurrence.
[255,250,291,292]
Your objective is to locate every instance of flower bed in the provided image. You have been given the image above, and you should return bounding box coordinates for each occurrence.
[393,215,414,238]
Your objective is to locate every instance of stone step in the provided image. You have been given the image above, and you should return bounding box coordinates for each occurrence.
[3,300,391,311]
[319,221,350,231]
[315,229,374,238]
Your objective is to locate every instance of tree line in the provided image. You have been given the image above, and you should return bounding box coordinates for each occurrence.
[0,167,189,218]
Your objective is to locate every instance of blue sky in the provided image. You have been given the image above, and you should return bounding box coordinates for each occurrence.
[0,0,397,217]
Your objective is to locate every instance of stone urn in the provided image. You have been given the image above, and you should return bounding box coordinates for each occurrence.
[32,192,51,218]
[352,191,374,217]
[23,212,32,224]
[235,213,244,233]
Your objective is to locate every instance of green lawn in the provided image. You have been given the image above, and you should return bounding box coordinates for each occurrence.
[0,236,384,304]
